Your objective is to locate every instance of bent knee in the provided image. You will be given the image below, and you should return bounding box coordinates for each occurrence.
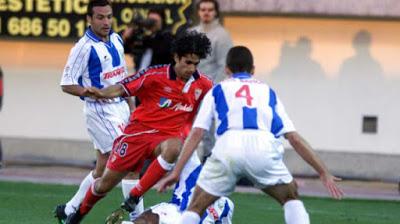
[94,179,112,194]
[160,138,182,163]
[264,181,300,205]
[92,169,104,178]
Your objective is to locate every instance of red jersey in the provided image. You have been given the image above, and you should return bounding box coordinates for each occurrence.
[120,64,213,136]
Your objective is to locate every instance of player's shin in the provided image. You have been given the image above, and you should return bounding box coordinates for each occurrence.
[79,179,107,215]
[283,200,310,224]
[65,171,95,215]
[129,156,174,198]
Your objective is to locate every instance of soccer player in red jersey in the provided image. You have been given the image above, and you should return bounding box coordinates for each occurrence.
[65,31,213,224]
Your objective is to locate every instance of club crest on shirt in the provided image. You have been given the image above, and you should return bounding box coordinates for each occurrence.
[158,97,172,108]
[194,88,202,100]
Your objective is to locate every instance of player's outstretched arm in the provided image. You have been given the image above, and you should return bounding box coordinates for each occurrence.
[285,132,344,199]
[83,84,125,99]
[61,85,87,97]
[158,127,205,192]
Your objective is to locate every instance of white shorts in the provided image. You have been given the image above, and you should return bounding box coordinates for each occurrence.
[197,130,293,197]
[150,197,234,224]
[84,100,130,153]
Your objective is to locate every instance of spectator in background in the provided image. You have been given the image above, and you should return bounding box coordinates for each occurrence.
[191,0,233,162]
[191,0,232,83]
[0,67,3,168]
[123,8,174,72]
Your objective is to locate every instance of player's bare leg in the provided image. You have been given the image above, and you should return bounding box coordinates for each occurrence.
[93,150,109,177]
[262,180,310,224]
[179,185,219,224]
[154,137,182,162]
[55,150,109,223]
[128,138,181,196]
[123,138,182,214]
[105,138,182,224]
[123,138,181,220]
[65,168,128,224]
[66,169,128,224]
[262,180,299,205]
[105,173,144,224]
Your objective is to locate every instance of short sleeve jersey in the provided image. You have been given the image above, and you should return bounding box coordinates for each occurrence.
[193,72,295,138]
[60,28,128,101]
[169,154,234,223]
[120,64,213,136]
[170,154,202,211]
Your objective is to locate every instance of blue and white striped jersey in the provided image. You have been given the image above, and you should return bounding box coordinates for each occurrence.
[170,154,202,211]
[169,154,233,223]
[60,27,128,101]
[193,72,295,138]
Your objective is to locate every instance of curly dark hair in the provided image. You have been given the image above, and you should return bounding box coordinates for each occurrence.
[171,31,211,59]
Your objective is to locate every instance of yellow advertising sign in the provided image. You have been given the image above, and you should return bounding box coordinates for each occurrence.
[0,0,192,39]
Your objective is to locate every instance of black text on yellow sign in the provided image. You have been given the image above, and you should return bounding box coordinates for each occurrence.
[0,0,192,40]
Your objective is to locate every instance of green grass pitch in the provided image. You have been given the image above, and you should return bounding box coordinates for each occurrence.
[0,181,399,223]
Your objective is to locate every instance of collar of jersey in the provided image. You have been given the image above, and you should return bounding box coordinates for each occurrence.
[232,72,251,79]
[168,64,200,81]
[85,27,114,43]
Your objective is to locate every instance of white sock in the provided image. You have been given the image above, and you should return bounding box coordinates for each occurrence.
[65,171,95,215]
[283,200,310,224]
[121,179,144,220]
[179,211,200,224]
[157,155,175,171]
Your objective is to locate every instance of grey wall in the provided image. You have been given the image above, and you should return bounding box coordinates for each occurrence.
[0,67,88,140]
[1,16,400,181]
[219,0,400,17]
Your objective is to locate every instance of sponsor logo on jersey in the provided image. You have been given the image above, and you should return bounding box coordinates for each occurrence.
[159,97,172,108]
[103,67,125,80]
[171,102,193,112]
[163,86,173,93]
[194,88,202,100]
[207,207,219,221]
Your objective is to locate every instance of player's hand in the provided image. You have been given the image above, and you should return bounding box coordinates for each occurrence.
[82,87,103,99]
[157,171,180,193]
[320,173,344,199]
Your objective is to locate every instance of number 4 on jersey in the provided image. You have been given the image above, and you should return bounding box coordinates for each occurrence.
[235,85,253,106]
